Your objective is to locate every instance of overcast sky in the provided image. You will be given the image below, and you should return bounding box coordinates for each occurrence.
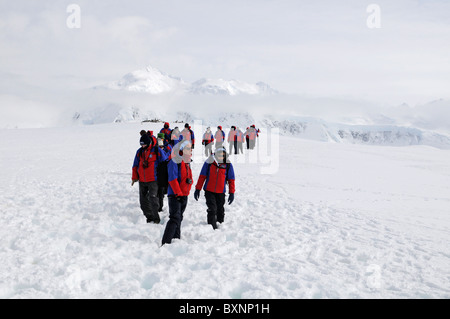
[1,0,450,107]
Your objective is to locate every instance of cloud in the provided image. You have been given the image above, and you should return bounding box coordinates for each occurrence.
[0,94,62,128]
[0,3,179,91]
[1,0,450,114]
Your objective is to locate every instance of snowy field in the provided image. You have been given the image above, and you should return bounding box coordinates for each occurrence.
[0,122,449,299]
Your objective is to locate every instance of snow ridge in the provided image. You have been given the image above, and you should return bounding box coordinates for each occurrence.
[72,105,450,149]
[260,118,450,149]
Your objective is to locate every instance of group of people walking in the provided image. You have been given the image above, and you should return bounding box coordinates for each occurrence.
[202,125,260,156]
[132,122,240,246]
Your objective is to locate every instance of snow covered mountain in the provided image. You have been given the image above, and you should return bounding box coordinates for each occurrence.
[4,63,449,150]
[261,117,450,149]
[98,65,278,96]
[98,66,187,94]
[70,102,450,150]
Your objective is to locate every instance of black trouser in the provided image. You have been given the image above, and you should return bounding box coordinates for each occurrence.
[205,191,226,230]
[246,136,250,149]
[162,196,188,245]
[157,186,167,211]
[139,181,160,223]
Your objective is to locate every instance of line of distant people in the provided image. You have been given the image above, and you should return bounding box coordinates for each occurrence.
[160,122,260,157]
[202,125,260,157]
[159,122,261,157]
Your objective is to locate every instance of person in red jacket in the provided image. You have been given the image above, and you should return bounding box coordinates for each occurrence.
[194,147,235,230]
[214,126,225,149]
[161,140,193,245]
[202,127,214,157]
[246,125,258,150]
[132,133,168,224]
[228,126,237,155]
[180,123,195,149]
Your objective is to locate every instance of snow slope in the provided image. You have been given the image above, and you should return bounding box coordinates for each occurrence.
[0,122,449,298]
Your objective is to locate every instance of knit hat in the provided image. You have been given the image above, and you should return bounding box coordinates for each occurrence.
[157,133,165,139]
[140,134,151,146]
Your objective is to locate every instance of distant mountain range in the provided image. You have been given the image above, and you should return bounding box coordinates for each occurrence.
[73,104,450,149]
[95,65,278,96]
[4,64,449,152]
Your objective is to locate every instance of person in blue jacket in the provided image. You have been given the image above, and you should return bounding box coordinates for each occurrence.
[160,122,172,145]
[156,133,173,212]
[171,127,180,146]
[161,140,193,245]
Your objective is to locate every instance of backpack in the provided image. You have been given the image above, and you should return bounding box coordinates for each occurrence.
[157,160,169,187]
[156,143,181,188]
[157,161,187,188]
[156,146,170,188]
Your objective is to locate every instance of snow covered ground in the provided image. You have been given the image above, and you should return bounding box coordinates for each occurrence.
[0,122,449,299]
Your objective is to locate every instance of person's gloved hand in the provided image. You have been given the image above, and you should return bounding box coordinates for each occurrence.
[131,179,139,186]
[194,189,200,201]
[228,193,234,205]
